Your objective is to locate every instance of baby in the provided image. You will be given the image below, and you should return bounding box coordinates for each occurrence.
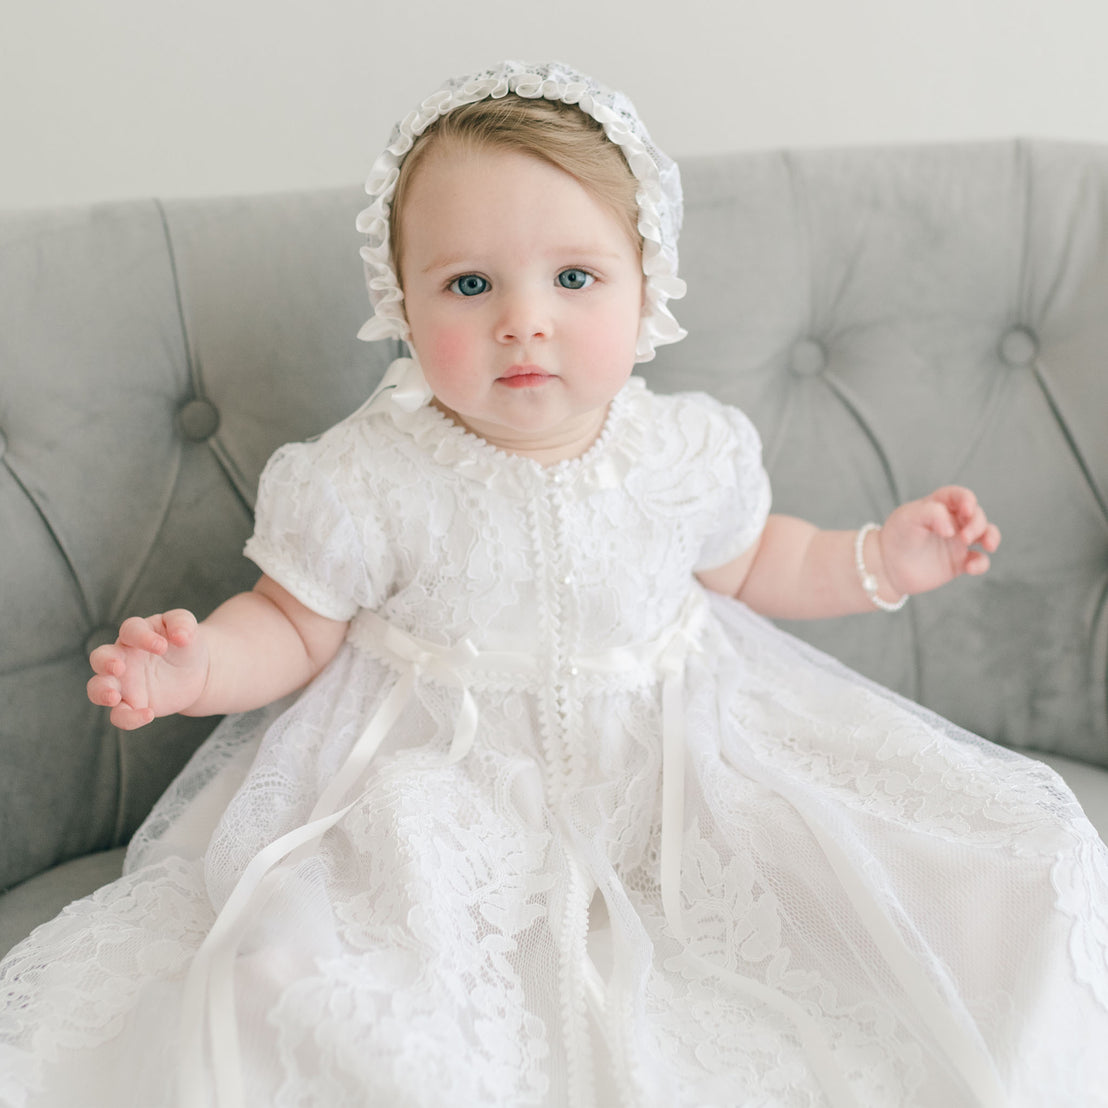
[1,61,1103,1108]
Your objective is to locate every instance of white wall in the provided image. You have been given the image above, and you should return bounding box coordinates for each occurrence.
[4,0,1108,210]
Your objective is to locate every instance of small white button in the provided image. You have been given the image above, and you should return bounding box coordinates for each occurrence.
[569,666,579,676]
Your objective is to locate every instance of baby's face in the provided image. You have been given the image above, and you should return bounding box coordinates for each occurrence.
[397,144,644,462]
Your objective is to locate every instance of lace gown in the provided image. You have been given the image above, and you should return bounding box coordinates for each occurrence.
[2,378,1107,1108]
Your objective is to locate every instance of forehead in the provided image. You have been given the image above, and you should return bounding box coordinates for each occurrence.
[402,142,584,209]
[397,143,641,263]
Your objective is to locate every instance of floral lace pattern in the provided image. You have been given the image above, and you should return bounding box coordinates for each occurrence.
[2,379,1107,1106]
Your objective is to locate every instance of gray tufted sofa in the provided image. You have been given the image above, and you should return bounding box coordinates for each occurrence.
[2,140,1107,958]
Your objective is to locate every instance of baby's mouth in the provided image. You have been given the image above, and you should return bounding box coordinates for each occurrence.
[498,365,554,388]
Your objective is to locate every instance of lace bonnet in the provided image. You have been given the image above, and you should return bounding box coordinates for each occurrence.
[355,60,686,362]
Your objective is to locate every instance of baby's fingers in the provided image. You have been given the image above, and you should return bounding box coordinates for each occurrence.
[88,642,124,677]
[118,611,201,655]
[925,486,974,534]
[87,669,157,727]
[914,497,959,540]
[929,487,1000,549]
[109,703,157,731]
[159,609,199,648]
[117,615,170,654]
[954,503,1001,551]
[977,521,1002,553]
[962,548,994,576]
[86,672,123,707]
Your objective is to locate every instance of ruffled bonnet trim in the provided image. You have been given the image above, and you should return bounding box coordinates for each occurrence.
[356,60,686,363]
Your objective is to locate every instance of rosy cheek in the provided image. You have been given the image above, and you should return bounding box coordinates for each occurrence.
[581,315,634,364]
[411,321,482,403]
[406,311,473,368]
[428,327,475,369]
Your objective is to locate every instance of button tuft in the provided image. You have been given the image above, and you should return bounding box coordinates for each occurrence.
[790,338,827,377]
[177,398,221,442]
[998,327,1039,367]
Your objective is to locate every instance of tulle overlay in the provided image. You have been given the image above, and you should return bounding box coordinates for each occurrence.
[2,378,1107,1107]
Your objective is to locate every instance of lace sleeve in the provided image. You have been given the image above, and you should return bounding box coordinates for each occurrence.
[692,400,772,572]
[243,429,393,621]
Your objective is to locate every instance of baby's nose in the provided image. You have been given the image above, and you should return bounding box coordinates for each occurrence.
[495,290,550,343]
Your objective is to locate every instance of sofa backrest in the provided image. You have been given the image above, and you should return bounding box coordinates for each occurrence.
[0,190,398,890]
[2,140,1106,893]
[650,141,1108,767]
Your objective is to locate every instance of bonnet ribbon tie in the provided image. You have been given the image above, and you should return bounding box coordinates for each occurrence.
[366,356,434,414]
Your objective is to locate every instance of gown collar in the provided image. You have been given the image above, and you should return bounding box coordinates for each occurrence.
[365,355,647,496]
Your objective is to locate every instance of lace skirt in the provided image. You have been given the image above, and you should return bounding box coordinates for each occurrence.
[2,596,1107,1107]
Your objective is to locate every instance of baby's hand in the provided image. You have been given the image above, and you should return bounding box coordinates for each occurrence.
[87,610,210,730]
[879,486,1002,597]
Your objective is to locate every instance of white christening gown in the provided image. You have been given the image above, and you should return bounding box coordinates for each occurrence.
[2,376,1107,1108]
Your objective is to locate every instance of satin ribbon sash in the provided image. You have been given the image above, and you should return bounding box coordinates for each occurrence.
[179,592,709,1108]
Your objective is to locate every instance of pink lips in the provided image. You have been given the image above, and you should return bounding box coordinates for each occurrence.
[498,365,553,389]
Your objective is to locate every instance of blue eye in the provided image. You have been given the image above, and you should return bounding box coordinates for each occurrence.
[449,274,489,297]
[558,268,594,290]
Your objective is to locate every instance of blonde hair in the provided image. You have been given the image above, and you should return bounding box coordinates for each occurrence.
[389,95,642,286]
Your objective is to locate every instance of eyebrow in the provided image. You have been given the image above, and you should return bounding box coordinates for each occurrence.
[419,248,629,276]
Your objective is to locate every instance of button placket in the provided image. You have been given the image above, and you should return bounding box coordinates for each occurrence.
[544,468,585,793]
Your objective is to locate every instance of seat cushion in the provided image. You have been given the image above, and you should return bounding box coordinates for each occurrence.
[1033,751,1108,842]
[0,847,126,960]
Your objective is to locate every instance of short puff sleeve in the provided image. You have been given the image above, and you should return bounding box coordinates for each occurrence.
[243,432,392,622]
[692,398,772,572]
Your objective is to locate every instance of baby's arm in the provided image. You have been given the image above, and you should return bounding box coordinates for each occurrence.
[697,485,1001,619]
[87,575,350,730]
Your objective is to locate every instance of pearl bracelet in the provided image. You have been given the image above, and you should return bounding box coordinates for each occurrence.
[854,523,908,612]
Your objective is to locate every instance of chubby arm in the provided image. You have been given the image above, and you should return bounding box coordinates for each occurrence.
[697,485,1001,619]
[87,575,350,730]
